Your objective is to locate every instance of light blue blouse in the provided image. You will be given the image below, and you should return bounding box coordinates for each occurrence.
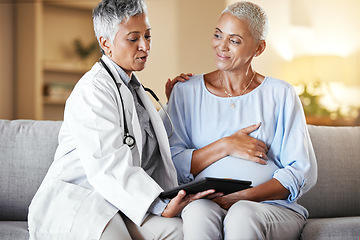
[163,74,317,218]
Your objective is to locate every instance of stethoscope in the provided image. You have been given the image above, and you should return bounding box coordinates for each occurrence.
[99,58,174,149]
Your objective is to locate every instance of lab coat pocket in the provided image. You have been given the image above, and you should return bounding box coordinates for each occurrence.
[29,179,92,234]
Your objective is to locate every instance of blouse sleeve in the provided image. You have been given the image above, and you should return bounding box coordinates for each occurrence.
[271,86,318,202]
[164,83,195,184]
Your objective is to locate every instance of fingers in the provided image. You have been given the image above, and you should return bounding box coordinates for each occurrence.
[179,73,193,81]
[171,73,193,83]
[165,73,193,101]
[165,79,173,101]
[241,122,261,135]
[256,150,268,160]
[246,146,268,165]
[189,189,216,201]
[205,192,224,200]
[255,139,268,155]
[257,139,269,152]
[248,155,267,165]
[238,122,269,153]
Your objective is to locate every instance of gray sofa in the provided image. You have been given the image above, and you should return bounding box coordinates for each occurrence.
[0,119,359,240]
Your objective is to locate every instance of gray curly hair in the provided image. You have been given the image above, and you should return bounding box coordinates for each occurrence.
[223,1,268,42]
[93,0,147,54]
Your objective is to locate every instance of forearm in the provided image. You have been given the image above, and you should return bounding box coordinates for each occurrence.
[238,178,290,202]
[191,138,228,176]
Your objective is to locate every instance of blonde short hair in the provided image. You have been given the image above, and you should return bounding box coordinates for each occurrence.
[223,1,268,41]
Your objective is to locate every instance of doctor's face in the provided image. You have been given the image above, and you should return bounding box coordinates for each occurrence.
[104,14,151,77]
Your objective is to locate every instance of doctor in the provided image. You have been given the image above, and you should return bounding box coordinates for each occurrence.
[28,0,214,239]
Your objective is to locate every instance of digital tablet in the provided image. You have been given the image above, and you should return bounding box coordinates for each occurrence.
[159,177,252,199]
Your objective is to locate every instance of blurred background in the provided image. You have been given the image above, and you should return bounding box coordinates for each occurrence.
[0,0,359,126]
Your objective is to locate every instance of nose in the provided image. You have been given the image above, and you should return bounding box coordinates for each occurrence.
[218,38,229,51]
[138,37,150,52]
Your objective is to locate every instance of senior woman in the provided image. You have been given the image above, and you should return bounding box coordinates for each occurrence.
[164,2,317,239]
[27,0,214,239]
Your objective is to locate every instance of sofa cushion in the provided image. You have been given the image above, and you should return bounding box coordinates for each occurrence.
[298,125,360,218]
[300,217,360,240]
[0,120,62,221]
[0,221,29,240]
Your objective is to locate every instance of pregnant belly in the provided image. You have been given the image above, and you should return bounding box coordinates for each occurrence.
[195,156,280,187]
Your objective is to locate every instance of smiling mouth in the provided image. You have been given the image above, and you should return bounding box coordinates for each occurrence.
[217,53,229,60]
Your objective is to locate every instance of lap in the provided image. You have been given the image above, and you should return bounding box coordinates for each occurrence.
[181,200,306,240]
[224,200,306,240]
[123,213,183,240]
[100,213,132,240]
[101,212,183,240]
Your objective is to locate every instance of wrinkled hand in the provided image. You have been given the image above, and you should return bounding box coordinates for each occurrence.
[161,189,215,218]
[165,73,193,101]
[225,123,268,165]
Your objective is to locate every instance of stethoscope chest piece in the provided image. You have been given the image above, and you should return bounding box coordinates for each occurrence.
[124,133,136,150]
[99,57,173,150]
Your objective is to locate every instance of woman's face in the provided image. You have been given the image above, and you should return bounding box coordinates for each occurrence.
[104,14,151,76]
[212,13,262,72]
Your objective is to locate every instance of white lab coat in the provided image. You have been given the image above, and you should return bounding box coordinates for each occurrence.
[28,56,178,240]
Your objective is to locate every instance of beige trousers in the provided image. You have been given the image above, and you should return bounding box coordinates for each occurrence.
[100,212,183,240]
[181,199,306,240]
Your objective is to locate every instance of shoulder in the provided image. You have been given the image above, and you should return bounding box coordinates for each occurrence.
[75,63,116,92]
[263,77,297,96]
[264,77,293,90]
[172,74,204,93]
[69,63,119,105]
[263,77,303,113]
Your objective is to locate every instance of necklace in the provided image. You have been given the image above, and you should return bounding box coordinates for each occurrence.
[218,70,256,109]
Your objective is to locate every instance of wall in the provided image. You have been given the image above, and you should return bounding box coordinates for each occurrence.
[0,4,15,119]
[137,0,226,104]
[227,0,360,120]
[1,0,359,120]
[227,0,360,86]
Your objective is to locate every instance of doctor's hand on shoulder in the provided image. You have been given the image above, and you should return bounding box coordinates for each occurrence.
[161,189,219,217]
[165,73,193,101]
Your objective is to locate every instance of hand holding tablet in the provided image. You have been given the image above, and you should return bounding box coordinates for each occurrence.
[160,177,252,199]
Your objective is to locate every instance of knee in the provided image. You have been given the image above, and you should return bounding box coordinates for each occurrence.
[163,217,183,239]
[226,200,261,220]
[182,199,224,240]
[182,199,223,220]
[224,201,264,238]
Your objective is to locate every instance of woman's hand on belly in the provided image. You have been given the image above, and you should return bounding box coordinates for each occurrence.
[225,123,268,165]
[191,123,269,176]
[212,178,290,210]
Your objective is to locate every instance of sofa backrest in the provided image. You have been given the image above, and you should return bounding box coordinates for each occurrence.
[0,120,62,221]
[1,120,359,221]
[298,125,360,218]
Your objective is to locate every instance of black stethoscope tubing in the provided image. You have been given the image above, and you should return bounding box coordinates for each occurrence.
[99,58,173,150]
[100,58,136,149]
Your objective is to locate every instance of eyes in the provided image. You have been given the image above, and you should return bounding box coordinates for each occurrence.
[214,31,242,45]
[127,30,151,43]
[128,35,151,43]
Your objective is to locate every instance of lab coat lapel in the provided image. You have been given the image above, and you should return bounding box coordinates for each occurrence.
[137,87,177,189]
[101,56,143,165]
[136,87,171,160]
[118,84,143,166]
[136,86,178,188]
